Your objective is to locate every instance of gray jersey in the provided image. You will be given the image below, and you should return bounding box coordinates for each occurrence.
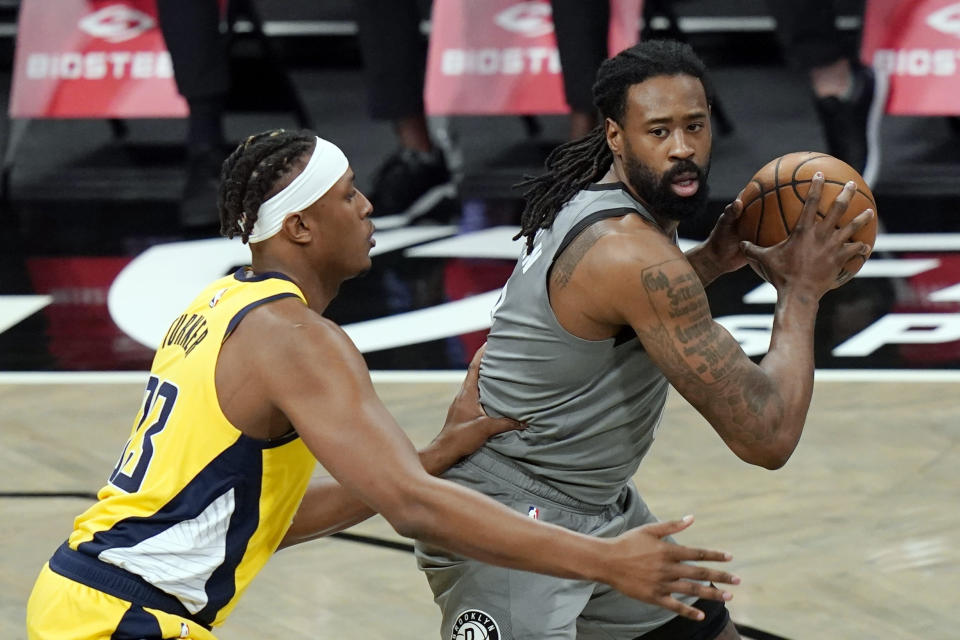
[479,183,674,505]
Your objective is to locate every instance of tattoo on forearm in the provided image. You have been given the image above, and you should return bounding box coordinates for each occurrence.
[643,264,737,384]
[551,224,613,290]
[640,259,784,438]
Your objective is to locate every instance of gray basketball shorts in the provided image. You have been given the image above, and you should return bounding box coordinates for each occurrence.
[414,449,695,640]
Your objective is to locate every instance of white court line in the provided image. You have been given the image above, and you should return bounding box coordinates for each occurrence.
[3,369,960,385]
[812,369,960,382]
[742,258,943,304]
[875,234,960,252]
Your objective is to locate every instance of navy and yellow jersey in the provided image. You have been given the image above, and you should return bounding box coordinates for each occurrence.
[60,269,316,628]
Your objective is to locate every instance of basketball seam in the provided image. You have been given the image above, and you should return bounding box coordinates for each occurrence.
[752,179,763,245]
[792,153,875,208]
[777,184,826,221]
[741,153,877,221]
[745,179,871,207]
[773,155,790,238]
[740,154,877,250]
[788,179,873,226]
[790,179,876,210]
[791,154,830,222]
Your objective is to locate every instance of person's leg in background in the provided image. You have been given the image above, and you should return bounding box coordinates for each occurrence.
[766,0,876,176]
[157,0,230,228]
[551,0,609,140]
[354,0,454,220]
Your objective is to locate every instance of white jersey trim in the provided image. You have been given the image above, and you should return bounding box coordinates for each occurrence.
[98,487,236,614]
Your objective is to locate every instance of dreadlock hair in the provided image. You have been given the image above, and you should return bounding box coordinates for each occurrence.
[218,128,317,243]
[514,39,714,254]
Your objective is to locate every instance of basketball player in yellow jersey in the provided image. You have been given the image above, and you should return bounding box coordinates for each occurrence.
[27,129,740,639]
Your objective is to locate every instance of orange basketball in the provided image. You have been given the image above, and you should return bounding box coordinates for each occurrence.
[736,151,878,285]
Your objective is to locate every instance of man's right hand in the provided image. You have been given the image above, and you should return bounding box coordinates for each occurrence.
[739,172,874,301]
[420,344,523,475]
[606,515,739,621]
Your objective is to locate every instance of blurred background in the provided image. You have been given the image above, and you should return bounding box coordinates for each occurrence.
[2,4,959,639]
[1,0,958,373]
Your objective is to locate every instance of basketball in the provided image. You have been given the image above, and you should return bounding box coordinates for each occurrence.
[735,151,878,284]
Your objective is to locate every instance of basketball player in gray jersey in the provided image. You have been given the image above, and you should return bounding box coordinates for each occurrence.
[416,40,874,640]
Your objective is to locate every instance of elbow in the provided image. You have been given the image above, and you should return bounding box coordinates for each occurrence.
[738,442,794,470]
[728,425,796,469]
[755,451,789,470]
[377,481,438,540]
[724,409,798,470]
[384,502,421,539]
[392,517,425,541]
[387,506,435,540]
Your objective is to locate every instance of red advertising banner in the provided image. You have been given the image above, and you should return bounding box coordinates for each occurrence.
[9,0,187,118]
[425,0,643,115]
[860,0,960,115]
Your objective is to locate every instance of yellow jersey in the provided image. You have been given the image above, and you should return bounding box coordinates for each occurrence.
[53,269,316,629]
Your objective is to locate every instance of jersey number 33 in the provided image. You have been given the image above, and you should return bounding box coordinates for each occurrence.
[108,375,180,493]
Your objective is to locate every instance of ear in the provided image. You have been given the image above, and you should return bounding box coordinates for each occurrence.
[604,117,623,156]
[281,211,313,245]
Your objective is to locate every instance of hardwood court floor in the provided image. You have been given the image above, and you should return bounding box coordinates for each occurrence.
[2,377,957,639]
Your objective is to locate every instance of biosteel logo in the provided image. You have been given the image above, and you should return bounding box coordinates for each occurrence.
[78,4,155,43]
[494,2,554,38]
[926,2,960,38]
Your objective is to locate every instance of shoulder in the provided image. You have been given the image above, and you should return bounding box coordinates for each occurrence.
[573,220,706,330]
[550,213,690,323]
[234,295,330,336]
[228,296,362,373]
[575,214,684,278]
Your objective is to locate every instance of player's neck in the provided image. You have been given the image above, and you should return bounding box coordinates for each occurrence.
[248,257,340,314]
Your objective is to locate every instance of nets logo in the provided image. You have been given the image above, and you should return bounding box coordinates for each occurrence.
[494,2,554,38]
[451,609,501,640]
[78,4,155,43]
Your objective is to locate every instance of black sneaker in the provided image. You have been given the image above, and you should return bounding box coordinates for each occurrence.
[814,64,878,176]
[368,147,456,222]
[179,146,224,230]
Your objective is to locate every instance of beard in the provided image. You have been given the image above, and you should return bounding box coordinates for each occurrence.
[623,153,711,223]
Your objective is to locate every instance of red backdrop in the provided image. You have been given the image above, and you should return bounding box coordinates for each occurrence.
[9,0,224,118]
[861,0,960,115]
[425,0,643,115]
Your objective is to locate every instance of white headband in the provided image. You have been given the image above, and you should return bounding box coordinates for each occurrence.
[247,136,349,243]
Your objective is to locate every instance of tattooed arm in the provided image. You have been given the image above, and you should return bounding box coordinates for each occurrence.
[548,217,801,466]
[632,253,803,467]
[549,178,873,468]
[607,241,809,468]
